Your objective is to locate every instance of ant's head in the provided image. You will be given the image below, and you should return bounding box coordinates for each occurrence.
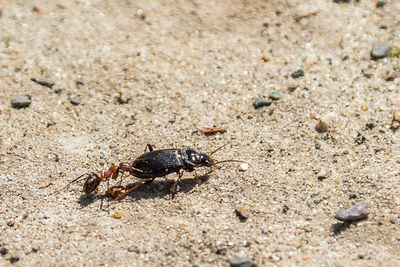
[83,173,101,194]
[185,149,214,167]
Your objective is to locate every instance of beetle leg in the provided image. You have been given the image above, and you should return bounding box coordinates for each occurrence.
[194,170,200,185]
[144,144,154,152]
[170,171,184,194]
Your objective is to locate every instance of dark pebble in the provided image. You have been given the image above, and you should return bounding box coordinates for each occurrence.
[355,132,366,145]
[230,256,257,267]
[9,255,20,263]
[235,207,249,222]
[380,24,388,30]
[30,78,54,88]
[371,42,391,59]
[334,201,370,222]
[291,69,304,79]
[349,192,357,199]
[168,117,176,124]
[365,121,375,129]
[0,247,8,255]
[76,80,84,86]
[6,220,15,227]
[253,97,272,109]
[109,143,118,149]
[282,204,289,214]
[69,97,81,106]
[269,91,281,101]
[11,96,31,109]
[376,0,387,8]
[315,142,321,149]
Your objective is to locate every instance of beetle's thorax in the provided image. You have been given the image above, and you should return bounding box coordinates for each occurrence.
[181,148,213,169]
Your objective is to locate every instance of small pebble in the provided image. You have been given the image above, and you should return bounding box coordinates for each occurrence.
[362,69,373,78]
[282,204,289,214]
[6,220,15,227]
[334,201,370,222]
[393,110,400,122]
[315,112,336,133]
[118,90,130,104]
[11,96,31,109]
[380,24,388,30]
[253,97,272,109]
[109,143,118,149]
[349,192,357,199]
[291,69,304,79]
[168,117,176,124]
[113,211,122,219]
[317,171,330,181]
[269,91,281,101]
[69,97,81,106]
[9,255,20,263]
[315,142,321,149]
[371,42,391,59]
[355,132,366,144]
[239,163,249,172]
[376,0,387,8]
[391,110,400,130]
[0,247,8,255]
[230,256,257,267]
[365,121,375,129]
[235,207,249,222]
[287,84,298,92]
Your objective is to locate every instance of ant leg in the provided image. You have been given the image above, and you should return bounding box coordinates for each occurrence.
[114,181,146,200]
[170,171,184,194]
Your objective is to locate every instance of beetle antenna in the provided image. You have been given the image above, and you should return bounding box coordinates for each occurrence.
[209,143,230,157]
[212,159,249,166]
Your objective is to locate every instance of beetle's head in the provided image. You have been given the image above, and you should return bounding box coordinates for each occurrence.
[83,173,101,194]
[186,149,214,167]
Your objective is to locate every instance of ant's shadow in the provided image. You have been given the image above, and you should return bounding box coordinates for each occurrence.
[78,174,210,208]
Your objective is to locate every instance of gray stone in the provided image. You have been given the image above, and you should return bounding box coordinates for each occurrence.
[335,201,370,222]
[291,69,304,79]
[269,91,281,101]
[11,96,31,109]
[230,256,257,267]
[371,42,391,59]
[253,97,272,109]
[70,97,81,106]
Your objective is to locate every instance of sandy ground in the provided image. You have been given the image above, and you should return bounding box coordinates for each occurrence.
[0,0,399,266]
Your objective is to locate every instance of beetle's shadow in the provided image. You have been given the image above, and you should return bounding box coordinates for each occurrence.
[76,174,211,208]
[123,174,211,202]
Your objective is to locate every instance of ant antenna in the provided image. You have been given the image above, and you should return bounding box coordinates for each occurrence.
[54,173,87,194]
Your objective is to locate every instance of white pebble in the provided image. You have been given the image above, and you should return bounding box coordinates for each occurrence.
[239,163,249,172]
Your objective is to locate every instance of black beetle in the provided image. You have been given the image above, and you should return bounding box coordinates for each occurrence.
[60,144,246,200]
